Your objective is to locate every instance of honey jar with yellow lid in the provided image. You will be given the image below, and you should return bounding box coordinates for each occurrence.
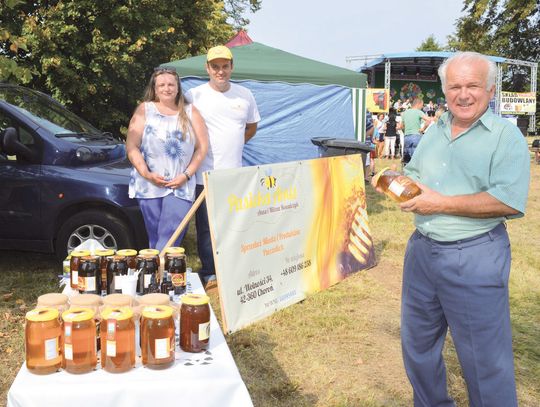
[95,249,115,296]
[69,250,91,290]
[25,308,62,374]
[61,308,97,374]
[180,294,210,353]
[117,249,138,274]
[37,293,69,314]
[141,305,175,369]
[100,307,135,373]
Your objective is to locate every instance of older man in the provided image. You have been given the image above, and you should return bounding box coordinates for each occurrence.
[388,52,530,406]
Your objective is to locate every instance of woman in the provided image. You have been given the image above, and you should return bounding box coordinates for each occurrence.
[127,68,208,251]
[383,108,400,160]
[375,113,386,158]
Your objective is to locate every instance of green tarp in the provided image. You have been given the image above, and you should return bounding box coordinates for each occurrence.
[162,42,367,88]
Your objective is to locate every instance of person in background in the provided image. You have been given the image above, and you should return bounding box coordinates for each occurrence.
[184,45,261,287]
[127,68,208,252]
[383,108,400,159]
[375,112,386,158]
[376,51,530,407]
[401,97,431,163]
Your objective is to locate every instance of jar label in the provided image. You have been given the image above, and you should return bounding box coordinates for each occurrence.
[44,337,59,361]
[107,320,116,338]
[154,337,171,359]
[71,271,78,285]
[106,340,117,357]
[79,276,96,292]
[198,322,210,341]
[144,274,151,288]
[64,343,73,360]
[64,322,72,339]
[171,273,185,287]
[388,179,406,197]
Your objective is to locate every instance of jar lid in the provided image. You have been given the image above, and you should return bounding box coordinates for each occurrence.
[26,307,59,322]
[182,294,210,306]
[80,255,99,262]
[37,293,69,307]
[139,249,159,256]
[71,250,91,257]
[95,249,115,256]
[142,305,174,319]
[69,294,102,307]
[62,307,95,322]
[139,293,170,306]
[372,167,390,187]
[117,249,137,256]
[101,307,133,321]
[103,293,133,307]
[164,247,185,254]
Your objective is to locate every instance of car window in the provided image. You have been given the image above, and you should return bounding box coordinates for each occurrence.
[0,111,39,163]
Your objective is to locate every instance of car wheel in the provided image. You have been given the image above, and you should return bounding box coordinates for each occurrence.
[55,209,136,260]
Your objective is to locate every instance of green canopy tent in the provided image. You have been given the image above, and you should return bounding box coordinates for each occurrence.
[162,42,369,165]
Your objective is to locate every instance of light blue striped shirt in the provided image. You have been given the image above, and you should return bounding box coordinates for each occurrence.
[404,109,530,241]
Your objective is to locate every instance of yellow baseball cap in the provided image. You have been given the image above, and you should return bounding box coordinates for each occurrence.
[207,45,233,61]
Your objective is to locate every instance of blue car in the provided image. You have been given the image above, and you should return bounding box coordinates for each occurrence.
[0,84,148,259]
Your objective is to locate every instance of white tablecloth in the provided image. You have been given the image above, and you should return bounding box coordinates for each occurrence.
[8,274,253,407]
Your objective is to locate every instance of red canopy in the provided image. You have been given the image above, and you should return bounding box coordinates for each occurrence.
[225,30,253,48]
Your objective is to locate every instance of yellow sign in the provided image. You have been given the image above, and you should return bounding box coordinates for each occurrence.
[204,155,376,333]
[366,88,390,113]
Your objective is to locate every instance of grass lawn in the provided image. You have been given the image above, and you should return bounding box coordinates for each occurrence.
[1,155,538,407]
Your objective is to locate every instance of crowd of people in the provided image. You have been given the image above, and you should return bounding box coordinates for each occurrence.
[370,98,447,162]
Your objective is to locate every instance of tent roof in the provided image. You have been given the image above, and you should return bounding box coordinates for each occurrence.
[162,42,366,88]
[226,30,253,48]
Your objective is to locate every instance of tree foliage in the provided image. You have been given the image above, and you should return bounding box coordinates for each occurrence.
[0,0,261,134]
[416,35,445,52]
[447,0,539,130]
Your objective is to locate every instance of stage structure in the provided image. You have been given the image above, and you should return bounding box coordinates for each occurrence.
[346,51,537,134]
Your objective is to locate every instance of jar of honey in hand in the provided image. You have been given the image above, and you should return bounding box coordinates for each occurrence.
[372,167,422,203]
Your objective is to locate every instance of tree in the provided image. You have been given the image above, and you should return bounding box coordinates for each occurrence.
[0,0,261,134]
[416,35,445,52]
[447,0,539,130]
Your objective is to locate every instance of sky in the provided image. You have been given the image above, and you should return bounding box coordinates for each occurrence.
[245,0,466,69]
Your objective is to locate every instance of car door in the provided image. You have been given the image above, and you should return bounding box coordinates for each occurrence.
[0,111,44,246]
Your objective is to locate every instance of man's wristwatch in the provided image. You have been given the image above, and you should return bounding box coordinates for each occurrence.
[183,170,191,181]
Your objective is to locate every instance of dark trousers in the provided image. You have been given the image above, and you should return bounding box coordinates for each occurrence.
[195,184,215,280]
[402,224,517,407]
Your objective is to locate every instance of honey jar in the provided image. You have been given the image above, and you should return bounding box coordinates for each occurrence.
[69,250,90,290]
[136,254,159,295]
[138,249,160,267]
[25,308,62,374]
[166,251,187,296]
[62,308,97,374]
[372,167,422,203]
[117,249,138,274]
[37,293,69,314]
[141,305,175,369]
[180,294,210,353]
[106,255,128,294]
[78,255,101,295]
[100,307,135,373]
[95,249,115,296]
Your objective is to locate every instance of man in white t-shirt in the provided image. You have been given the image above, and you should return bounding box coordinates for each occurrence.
[184,45,261,286]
